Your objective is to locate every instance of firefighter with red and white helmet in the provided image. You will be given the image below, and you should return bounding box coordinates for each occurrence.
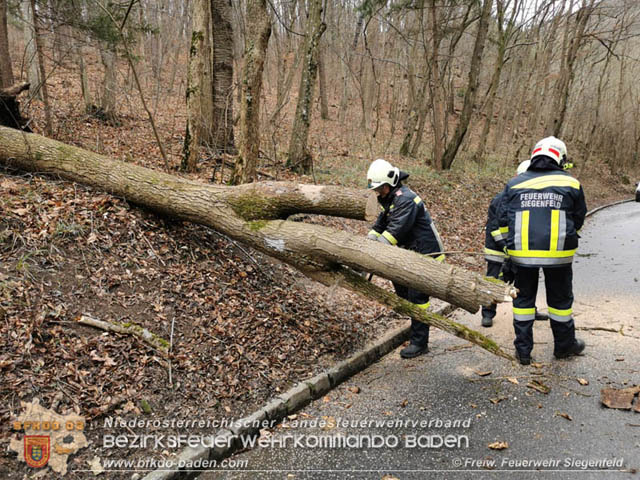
[366,159,445,359]
[496,137,587,365]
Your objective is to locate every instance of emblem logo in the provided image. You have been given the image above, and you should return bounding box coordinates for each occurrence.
[24,436,50,468]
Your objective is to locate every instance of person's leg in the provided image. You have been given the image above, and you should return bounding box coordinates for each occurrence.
[544,265,585,358]
[513,266,539,364]
[481,261,502,327]
[393,282,430,358]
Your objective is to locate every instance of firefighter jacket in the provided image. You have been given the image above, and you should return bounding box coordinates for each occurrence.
[368,172,445,260]
[484,191,506,264]
[495,156,587,268]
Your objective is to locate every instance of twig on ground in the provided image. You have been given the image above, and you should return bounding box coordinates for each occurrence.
[76,314,169,357]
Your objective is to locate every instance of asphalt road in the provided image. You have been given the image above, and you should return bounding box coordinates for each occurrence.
[200,201,640,480]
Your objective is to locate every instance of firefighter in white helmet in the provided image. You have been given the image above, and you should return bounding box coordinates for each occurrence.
[366,159,445,359]
[496,137,587,365]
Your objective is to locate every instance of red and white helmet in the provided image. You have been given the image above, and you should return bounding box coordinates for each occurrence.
[531,136,567,165]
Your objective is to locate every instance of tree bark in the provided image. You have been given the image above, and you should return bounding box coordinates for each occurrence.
[22,0,40,100]
[286,0,326,174]
[30,0,52,135]
[99,47,118,125]
[183,0,214,171]
[0,0,13,89]
[232,0,271,185]
[211,0,235,152]
[0,126,516,359]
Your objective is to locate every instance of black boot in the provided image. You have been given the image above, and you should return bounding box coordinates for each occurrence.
[554,338,586,359]
[513,320,534,364]
[534,310,548,321]
[400,343,428,359]
[481,313,494,327]
[550,319,578,357]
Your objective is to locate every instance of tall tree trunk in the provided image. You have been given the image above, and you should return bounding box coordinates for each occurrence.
[440,0,493,170]
[211,0,235,152]
[547,0,596,138]
[30,0,52,135]
[183,0,214,172]
[286,0,326,174]
[0,0,13,89]
[428,0,445,169]
[99,46,118,125]
[0,125,516,360]
[317,45,329,120]
[231,0,271,185]
[22,0,40,100]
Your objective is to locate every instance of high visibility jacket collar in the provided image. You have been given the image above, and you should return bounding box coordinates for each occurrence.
[529,155,564,171]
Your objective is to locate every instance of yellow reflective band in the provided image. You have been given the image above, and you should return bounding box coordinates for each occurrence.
[491,229,502,238]
[513,307,536,315]
[416,302,430,310]
[521,210,530,251]
[368,230,381,238]
[382,231,398,245]
[390,205,395,210]
[550,210,560,251]
[414,196,423,205]
[484,248,506,257]
[548,307,572,316]
[512,175,580,190]
[435,254,445,263]
[499,226,509,234]
[508,249,576,258]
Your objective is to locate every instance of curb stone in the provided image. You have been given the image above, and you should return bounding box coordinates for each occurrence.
[142,304,450,480]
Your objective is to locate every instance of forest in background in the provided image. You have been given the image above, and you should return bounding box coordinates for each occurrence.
[1,0,640,184]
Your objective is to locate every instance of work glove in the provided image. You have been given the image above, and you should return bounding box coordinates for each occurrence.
[500,257,516,284]
[367,232,379,241]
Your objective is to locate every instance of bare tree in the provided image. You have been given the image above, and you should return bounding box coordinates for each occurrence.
[287,0,326,174]
[231,0,271,184]
[22,0,40,99]
[0,0,13,88]
[183,0,215,171]
[547,0,599,137]
[440,0,493,170]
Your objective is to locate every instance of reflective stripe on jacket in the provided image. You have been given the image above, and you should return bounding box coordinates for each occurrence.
[497,158,587,268]
[485,192,506,264]
[370,175,445,259]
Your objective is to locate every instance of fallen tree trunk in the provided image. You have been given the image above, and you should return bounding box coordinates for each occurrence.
[0,126,515,357]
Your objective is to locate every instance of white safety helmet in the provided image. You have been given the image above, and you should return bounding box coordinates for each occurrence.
[367,159,400,190]
[530,136,567,166]
[516,160,530,175]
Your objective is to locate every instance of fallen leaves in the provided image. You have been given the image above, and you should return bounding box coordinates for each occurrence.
[488,441,509,450]
[555,412,573,421]
[527,380,551,394]
[600,386,640,410]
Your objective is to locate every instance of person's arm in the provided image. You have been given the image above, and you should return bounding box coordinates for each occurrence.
[378,196,418,246]
[574,185,587,233]
[495,187,510,250]
[367,210,386,239]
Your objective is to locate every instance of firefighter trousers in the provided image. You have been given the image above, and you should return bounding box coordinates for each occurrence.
[513,264,576,357]
[481,261,503,320]
[393,282,430,347]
